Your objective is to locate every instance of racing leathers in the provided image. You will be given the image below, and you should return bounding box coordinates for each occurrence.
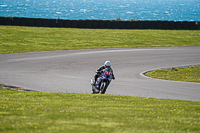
[94,65,115,83]
[94,66,115,90]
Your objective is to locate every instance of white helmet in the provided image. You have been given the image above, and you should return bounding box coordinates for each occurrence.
[104,61,111,67]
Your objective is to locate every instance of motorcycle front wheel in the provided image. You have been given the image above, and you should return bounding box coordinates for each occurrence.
[100,81,108,94]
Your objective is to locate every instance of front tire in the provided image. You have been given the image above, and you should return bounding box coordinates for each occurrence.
[100,82,108,94]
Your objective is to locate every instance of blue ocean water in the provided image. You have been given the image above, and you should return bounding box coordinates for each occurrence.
[0,0,199,21]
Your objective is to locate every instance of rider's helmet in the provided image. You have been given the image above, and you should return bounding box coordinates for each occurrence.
[104,61,111,68]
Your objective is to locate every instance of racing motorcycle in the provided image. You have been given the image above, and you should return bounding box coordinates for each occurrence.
[91,68,113,94]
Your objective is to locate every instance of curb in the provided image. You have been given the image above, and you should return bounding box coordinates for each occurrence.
[140,64,200,83]
[0,84,38,91]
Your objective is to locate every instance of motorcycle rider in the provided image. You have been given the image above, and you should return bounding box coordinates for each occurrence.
[93,61,115,91]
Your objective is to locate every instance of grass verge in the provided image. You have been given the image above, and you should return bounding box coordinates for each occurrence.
[0,26,200,54]
[1,26,200,132]
[0,87,200,133]
[145,66,200,83]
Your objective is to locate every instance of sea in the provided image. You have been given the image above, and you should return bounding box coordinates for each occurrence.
[0,0,199,21]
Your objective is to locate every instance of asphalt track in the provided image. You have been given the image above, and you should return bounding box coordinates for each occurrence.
[0,47,200,101]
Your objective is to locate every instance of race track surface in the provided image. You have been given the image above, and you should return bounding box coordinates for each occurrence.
[0,47,200,101]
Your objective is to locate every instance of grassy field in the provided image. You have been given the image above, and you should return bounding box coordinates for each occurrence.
[0,87,200,133]
[0,26,200,54]
[1,26,200,132]
[145,66,200,83]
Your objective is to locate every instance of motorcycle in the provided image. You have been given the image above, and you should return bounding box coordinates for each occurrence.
[91,68,113,94]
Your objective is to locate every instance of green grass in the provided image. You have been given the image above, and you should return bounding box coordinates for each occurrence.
[145,66,200,83]
[0,87,200,133]
[0,26,200,54]
[1,26,200,132]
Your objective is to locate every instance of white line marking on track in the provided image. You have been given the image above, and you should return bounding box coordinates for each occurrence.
[8,48,171,62]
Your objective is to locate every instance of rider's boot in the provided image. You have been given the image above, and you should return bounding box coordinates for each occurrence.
[95,85,100,93]
[91,79,94,85]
